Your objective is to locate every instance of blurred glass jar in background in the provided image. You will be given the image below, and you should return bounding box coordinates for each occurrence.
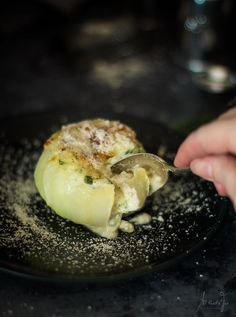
[180,0,230,71]
[179,0,236,93]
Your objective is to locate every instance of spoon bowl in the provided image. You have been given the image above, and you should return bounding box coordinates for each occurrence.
[111,153,189,186]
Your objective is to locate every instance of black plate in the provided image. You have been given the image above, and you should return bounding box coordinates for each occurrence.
[0,111,229,282]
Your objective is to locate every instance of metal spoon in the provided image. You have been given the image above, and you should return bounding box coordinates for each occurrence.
[111,153,189,182]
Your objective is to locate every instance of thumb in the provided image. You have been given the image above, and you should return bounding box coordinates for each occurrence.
[190,155,236,210]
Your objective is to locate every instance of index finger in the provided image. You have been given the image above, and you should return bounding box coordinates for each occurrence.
[174,119,236,167]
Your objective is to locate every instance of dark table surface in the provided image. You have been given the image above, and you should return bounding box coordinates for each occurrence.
[0,2,236,316]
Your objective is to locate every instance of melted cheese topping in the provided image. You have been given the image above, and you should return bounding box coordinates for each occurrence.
[34,119,164,238]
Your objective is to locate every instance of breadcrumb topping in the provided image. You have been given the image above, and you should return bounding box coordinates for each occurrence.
[57,119,142,172]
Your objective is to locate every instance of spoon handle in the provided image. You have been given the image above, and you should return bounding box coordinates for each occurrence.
[167,166,190,173]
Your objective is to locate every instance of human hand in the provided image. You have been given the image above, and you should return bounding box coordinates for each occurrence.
[174,107,236,209]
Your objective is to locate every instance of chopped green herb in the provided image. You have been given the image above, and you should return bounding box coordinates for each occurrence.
[149,184,153,193]
[59,159,65,165]
[125,145,143,155]
[84,175,93,185]
[125,149,134,155]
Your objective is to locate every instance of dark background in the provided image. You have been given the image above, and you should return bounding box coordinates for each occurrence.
[1,0,236,127]
[1,0,236,316]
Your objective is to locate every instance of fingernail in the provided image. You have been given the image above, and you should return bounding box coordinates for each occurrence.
[190,159,213,181]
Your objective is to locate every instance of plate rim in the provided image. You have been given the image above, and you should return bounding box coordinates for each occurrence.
[0,110,230,283]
